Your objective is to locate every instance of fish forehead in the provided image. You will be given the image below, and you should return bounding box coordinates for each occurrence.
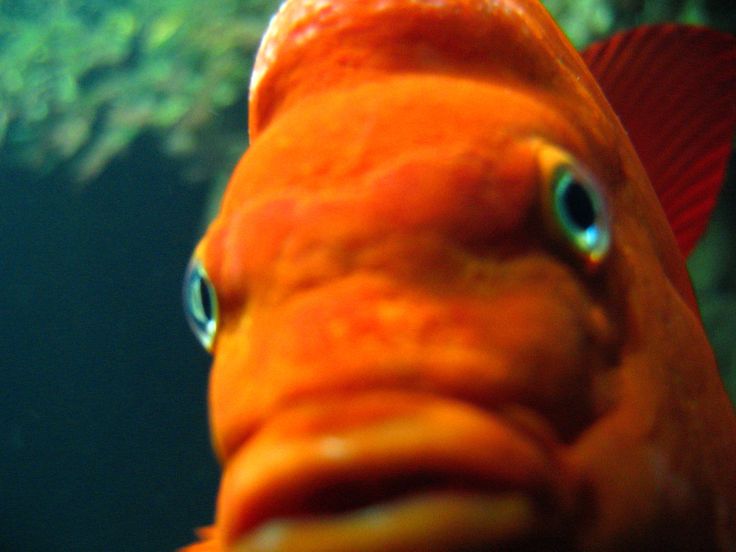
[204,75,626,337]
[252,0,551,90]
[248,0,616,140]
[226,0,694,303]
[221,74,612,213]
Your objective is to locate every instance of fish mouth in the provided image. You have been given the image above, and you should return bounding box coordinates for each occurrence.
[233,493,551,552]
[219,392,579,551]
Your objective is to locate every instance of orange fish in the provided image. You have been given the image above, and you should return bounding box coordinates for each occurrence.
[181,0,736,550]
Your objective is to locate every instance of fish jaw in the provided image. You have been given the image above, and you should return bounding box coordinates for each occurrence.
[217,392,579,550]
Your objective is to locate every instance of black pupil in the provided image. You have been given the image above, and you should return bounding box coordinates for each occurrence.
[563,180,596,230]
[199,278,213,321]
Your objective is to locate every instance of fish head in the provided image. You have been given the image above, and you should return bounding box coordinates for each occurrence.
[185,0,736,549]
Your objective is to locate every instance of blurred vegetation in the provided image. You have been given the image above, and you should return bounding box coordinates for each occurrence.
[546,0,714,46]
[0,0,734,397]
[0,0,728,183]
[0,0,279,184]
[689,181,736,400]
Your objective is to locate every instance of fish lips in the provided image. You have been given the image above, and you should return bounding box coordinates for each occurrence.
[217,391,580,550]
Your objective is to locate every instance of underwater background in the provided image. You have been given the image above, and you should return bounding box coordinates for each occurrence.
[1,0,734,550]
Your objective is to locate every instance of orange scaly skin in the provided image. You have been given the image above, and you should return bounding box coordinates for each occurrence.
[184,0,736,550]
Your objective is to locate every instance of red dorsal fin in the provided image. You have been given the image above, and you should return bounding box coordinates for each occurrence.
[582,25,736,256]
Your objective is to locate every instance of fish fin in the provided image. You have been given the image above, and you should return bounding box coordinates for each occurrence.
[582,24,736,256]
[178,525,220,552]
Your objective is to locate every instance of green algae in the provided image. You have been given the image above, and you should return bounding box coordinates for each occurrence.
[0,0,722,183]
[0,0,278,181]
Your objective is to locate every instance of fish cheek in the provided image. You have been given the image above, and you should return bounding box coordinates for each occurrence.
[567,225,733,545]
[208,306,268,461]
[199,221,263,461]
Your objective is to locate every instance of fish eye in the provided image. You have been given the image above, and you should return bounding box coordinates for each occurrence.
[540,150,611,267]
[183,257,218,351]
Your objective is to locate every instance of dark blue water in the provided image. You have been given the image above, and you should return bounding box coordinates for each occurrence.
[0,137,219,550]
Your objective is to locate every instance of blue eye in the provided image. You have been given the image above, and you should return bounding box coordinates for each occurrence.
[183,257,218,351]
[549,164,610,265]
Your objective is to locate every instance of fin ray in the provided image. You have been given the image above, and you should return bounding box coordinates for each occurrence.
[583,25,736,255]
